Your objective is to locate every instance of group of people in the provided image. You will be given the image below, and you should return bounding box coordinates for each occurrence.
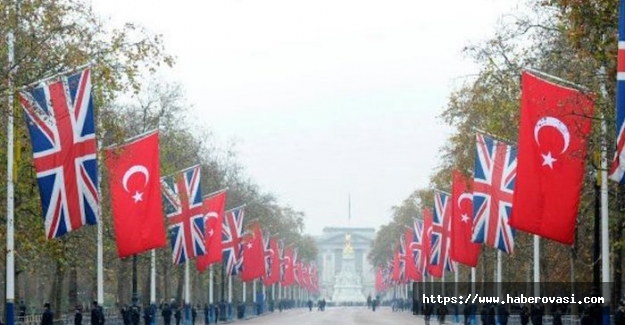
[40,301,105,325]
[391,298,409,312]
[316,299,326,311]
[366,295,379,311]
[422,303,448,325]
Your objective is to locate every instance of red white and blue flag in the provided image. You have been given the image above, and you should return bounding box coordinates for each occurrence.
[472,133,516,254]
[222,206,245,275]
[610,0,625,183]
[428,190,454,278]
[408,219,425,281]
[263,236,280,285]
[161,165,205,264]
[19,68,99,239]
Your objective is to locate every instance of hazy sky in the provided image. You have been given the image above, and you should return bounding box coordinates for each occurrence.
[91,0,520,236]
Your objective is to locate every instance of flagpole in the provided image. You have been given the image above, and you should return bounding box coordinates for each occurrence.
[496,250,502,298]
[533,236,540,296]
[252,280,257,304]
[243,281,247,303]
[209,265,214,304]
[5,2,15,324]
[150,250,156,303]
[600,70,611,321]
[184,262,191,325]
[471,267,476,325]
[228,275,232,303]
[261,282,266,313]
[454,270,459,323]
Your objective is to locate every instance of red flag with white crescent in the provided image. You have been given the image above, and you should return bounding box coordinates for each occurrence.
[105,131,166,258]
[510,72,594,245]
[196,191,227,271]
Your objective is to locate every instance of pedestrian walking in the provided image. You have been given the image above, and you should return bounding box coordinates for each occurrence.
[161,304,172,325]
[75,305,83,325]
[41,302,53,325]
[91,301,105,325]
[174,305,182,325]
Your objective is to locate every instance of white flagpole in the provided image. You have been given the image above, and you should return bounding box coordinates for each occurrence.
[243,282,247,303]
[184,262,191,325]
[533,236,540,296]
[441,273,445,299]
[262,282,266,302]
[600,93,611,315]
[228,275,233,303]
[496,250,502,298]
[454,270,459,323]
[5,7,15,325]
[97,175,103,305]
[253,280,257,303]
[471,267,476,296]
[471,267,476,325]
[209,266,214,304]
[150,250,156,303]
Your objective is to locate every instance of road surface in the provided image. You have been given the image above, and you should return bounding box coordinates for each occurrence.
[238,306,426,325]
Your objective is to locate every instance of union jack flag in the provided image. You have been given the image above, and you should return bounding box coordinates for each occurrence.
[398,235,406,281]
[472,133,516,254]
[222,206,245,275]
[19,68,99,239]
[263,233,271,277]
[410,219,425,276]
[428,190,455,277]
[610,0,625,183]
[161,165,205,264]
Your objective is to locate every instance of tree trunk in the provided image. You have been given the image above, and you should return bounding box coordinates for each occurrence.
[50,260,65,320]
[163,256,169,303]
[69,265,78,308]
[143,257,151,305]
[117,258,130,305]
[176,267,184,304]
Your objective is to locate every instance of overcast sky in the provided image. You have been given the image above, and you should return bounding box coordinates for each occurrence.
[91,0,520,236]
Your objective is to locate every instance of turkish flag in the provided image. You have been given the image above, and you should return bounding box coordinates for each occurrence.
[404,228,421,281]
[281,247,295,286]
[240,221,266,281]
[105,132,166,258]
[451,170,481,267]
[263,237,280,285]
[196,191,227,271]
[375,267,384,293]
[510,71,594,245]
[422,208,432,278]
[391,245,401,282]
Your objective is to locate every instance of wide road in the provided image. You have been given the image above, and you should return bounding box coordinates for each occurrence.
[240,306,427,325]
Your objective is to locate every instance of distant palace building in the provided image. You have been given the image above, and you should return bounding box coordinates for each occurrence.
[314,227,376,300]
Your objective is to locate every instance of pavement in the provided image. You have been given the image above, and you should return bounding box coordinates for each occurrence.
[235,306,426,325]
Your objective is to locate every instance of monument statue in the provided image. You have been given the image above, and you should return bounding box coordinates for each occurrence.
[331,232,365,303]
[343,233,354,256]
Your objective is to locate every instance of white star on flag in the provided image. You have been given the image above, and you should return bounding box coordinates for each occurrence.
[541,151,557,169]
[132,191,143,203]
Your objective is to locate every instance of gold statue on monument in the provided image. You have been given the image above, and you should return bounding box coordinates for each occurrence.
[343,233,354,256]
